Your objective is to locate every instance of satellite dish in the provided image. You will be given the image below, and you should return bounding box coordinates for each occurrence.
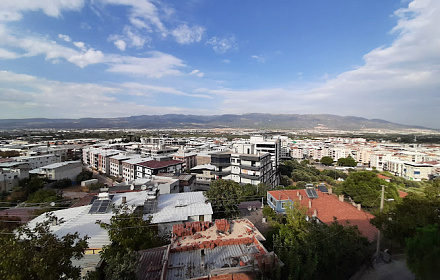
[130,185,135,190]
[50,202,55,207]
[141,185,147,190]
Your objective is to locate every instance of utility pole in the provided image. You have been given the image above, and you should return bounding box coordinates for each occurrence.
[375,184,385,262]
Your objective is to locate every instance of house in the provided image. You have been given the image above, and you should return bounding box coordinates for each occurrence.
[136,218,279,280]
[146,191,213,236]
[267,189,379,241]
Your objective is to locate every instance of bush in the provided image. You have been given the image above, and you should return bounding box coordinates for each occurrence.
[51,178,72,189]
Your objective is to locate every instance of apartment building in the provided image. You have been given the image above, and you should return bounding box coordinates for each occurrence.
[403,162,433,181]
[109,154,141,177]
[15,154,58,169]
[136,160,183,179]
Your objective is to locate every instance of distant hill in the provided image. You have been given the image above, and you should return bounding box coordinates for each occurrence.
[0,114,430,131]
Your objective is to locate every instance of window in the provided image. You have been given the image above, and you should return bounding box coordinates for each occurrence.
[281,202,287,209]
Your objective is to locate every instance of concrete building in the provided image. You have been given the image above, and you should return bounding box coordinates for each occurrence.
[15,154,58,169]
[37,161,82,181]
[136,160,183,179]
[109,154,141,178]
[171,152,197,171]
[403,162,433,181]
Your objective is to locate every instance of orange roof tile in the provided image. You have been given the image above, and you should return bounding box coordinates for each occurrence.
[268,189,379,241]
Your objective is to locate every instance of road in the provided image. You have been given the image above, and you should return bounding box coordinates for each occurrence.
[84,166,114,187]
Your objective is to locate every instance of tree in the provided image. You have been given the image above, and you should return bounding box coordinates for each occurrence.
[342,171,399,209]
[0,213,88,280]
[371,193,440,246]
[26,188,60,203]
[337,156,357,167]
[205,179,243,218]
[405,224,440,280]
[96,207,168,280]
[320,156,334,166]
[51,178,72,189]
[76,170,93,183]
[273,202,371,280]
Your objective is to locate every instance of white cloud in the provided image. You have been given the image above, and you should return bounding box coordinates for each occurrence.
[222,59,231,64]
[206,36,237,54]
[172,24,204,45]
[251,55,265,63]
[73,41,86,51]
[190,69,204,78]
[0,71,211,119]
[0,0,85,21]
[113,39,126,51]
[58,34,71,42]
[0,48,19,59]
[106,51,185,78]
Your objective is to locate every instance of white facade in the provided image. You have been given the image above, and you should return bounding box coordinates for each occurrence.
[39,161,82,181]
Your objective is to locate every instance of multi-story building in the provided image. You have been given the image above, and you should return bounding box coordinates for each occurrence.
[122,157,148,182]
[109,154,141,178]
[171,152,197,171]
[135,160,183,179]
[403,162,433,181]
[15,154,58,170]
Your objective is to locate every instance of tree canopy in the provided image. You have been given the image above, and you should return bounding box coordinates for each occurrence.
[204,179,243,218]
[320,156,334,166]
[337,156,357,167]
[342,171,399,209]
[273,202,371,280]
[95,207,168,280]
[0,213,88,280]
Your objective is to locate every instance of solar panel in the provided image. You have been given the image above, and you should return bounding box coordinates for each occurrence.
[89,199,111,214]
[96,200,111,213]
[88,200,101,214]
[305,188,319,199]
[318,185,328,193]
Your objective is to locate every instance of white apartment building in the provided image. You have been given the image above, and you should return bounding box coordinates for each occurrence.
[122,157,149,182]
[38,161,82,181]
[16,154,58,169]
[109,154,141,177]
[403,163,433,181]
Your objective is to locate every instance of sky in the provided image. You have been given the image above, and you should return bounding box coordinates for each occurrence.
[0,0,439,128]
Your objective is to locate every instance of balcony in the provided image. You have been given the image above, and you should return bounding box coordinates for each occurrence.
[211,162,231,167]
[239,164,260,171]
[213,170,231,176]
[240,173,260,180]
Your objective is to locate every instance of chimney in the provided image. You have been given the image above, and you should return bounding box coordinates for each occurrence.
[357,203,361,211]
[313,209,317,217]
[308,199,312,209]
[122,196,127,204]
[328,187,332,195]
[339,195,344,202]
[299,194,302,201]
[297,191,300,197]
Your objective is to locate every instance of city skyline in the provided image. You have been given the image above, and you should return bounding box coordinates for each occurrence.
[0,0,439,129]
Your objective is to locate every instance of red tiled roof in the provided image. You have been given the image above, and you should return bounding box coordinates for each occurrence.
[377,174,391,180]
[268,189,379,241]
[398,190,408,198]
[138,160,183,169]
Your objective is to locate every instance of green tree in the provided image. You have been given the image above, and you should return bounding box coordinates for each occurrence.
[205,179,243,218]
[0,213,88,280]
[274,202,371,280]
[76,170,93,183]
[96,208,168,280]
[27,188,60,203]
[405,224,440,280]
[371,193,440,246]
[337,156,357,167]
[320,156,334,166]
[51,178,72,189]
[342,171,399,208]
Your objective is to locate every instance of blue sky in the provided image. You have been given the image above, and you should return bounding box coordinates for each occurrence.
[0,0,439,128]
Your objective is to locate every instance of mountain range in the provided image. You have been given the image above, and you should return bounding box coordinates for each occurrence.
[0,114,430,131]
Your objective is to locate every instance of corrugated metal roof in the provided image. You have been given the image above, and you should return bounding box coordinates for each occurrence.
[166,244,259,280]
[150,192,212,224]
[136,246,168,280]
